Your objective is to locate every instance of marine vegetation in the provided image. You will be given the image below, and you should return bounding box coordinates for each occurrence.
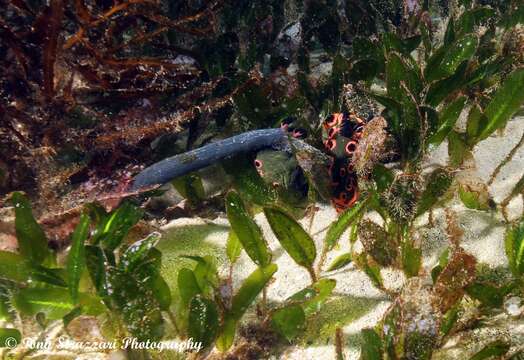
[1,0,524,359]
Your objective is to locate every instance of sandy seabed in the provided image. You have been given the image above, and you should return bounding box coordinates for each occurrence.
[159,116,524,359]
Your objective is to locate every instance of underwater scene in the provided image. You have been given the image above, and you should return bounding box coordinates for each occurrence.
[1,0,524,359]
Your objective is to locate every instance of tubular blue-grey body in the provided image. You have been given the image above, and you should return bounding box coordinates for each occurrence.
[131,128,288,191]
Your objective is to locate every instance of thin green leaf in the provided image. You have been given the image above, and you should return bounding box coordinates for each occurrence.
[11,192,50,264]
[109,269,164,341]
[425,62,467,107]
[264,207,316,269]
[324,199,368,251]
[0,290,10,321]
[416,168,453,216]
[226,191,272,266]
[118,232,160,272]
[229,264,277,320]
[121,242,171,310]
[440,305,460,336]
[448,131,471,167]
[462,58,506,89]
[287,278,336,316]
[92,201,143,251]
[444,18,455,45]
[172,173,205,205]
[353,37,383,68]
[427,35,478,82]
[129,246,172,312]
[431,248,450,283]
[466,104,485,143]
[372,164,394,193]
[183,255,219,296]
[401,241,422,278]
[419,18,431,51]
[148,275,172,311]
[403,35,422,53]
[350,59,379,82]
[67,214,90,304]
[188,295,219,349]
[13,287,103,320]
[509,173,524,199]
[428,96,467,147]
[466,282,507,308]
[439,34,478,76]
[386,52,422,102]
[0,251,31,283]
[382,33,421,55]
[469,340,510,360]
[226,230,242,264]
[385,53,423,159]
[85,245,114,298]
[356,254,384,289]
[457,7,496,36]
[459,185,491,211]
[271,305,305,341]
[382,32,403,53]
[216,318,236,352]
[360,328,383,360]
[327,253,352,271]
[382,304,401,358]
[360,220,397,267]
[505,219,524,277]
[217,264,277,350]
[424,46,446,81]
[349,223,359,244]
[63,306,83,328]
[30,265,68,287]
[0,253,65,287]
[477,68,524,141]
[178,268,202,307]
